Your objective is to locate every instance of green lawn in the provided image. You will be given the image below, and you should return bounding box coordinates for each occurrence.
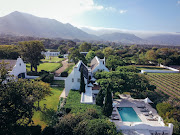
[41,57,64,63]
[32,87,63,129]
[26,63,62,72]
[64,90,103,117]
[51,80,65,88]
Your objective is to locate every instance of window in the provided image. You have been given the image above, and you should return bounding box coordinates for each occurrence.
[77,78,80,82]
[72,78,74,82]
[19,63,21,66]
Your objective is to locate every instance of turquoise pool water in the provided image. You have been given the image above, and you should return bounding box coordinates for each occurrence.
[118,107,141,122]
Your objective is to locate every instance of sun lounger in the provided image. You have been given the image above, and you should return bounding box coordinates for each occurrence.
[147,117,157,121]
[137,105,146,108]
[140,108,149,112]
[111,116,119,120]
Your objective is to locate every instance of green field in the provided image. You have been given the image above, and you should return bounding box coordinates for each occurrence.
[136,66,169,70]
[41,57,64,63]
[32,87,63,129]
[147,73,180,99]
[26,63,62,72]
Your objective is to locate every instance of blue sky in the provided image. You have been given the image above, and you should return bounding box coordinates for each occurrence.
[0,0,180,32]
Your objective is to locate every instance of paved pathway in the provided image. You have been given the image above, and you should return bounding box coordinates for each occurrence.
[54,59,69,76]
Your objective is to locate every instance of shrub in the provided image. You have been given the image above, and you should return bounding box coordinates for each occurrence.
[58,55,64,58]
[95,89,104,107]
[43,74,54,83]
[116,66,140,73]
[156,103,173,118]
[42,127,55,135]
[60,71,68,77]
[40,108,57,126]
[83,119,117,135]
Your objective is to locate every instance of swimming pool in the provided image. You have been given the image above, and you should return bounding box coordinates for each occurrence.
[118,107,141,122]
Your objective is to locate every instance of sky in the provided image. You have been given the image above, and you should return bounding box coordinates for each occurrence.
[0,0,180,32]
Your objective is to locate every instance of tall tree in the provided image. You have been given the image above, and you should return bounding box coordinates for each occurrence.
[79,42,91,52]
[79,69,85,93]
[85,50,95,62]
[0,60,9,82]
[19,41,45,72]
[103,84,113,117]
[95,89,104,107]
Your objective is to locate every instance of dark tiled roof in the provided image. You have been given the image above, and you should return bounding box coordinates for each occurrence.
[0,60,17,70]
[79,62,88,79]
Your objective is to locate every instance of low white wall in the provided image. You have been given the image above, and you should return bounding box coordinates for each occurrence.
[26,76,39,79]
[141,70,179,73]
[160,64,179,72]
[54,77,67,80]
[118,123,172,135]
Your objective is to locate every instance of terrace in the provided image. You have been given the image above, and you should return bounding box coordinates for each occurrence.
[111,95,173,135]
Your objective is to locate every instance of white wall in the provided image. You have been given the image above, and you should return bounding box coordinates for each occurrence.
[65,64,87,97]
[141,70,179,73]
[92,63,109,73]
[9,57,26,77]
[160,64,179,72]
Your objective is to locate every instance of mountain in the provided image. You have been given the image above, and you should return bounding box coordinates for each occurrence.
[99,32,144,43]
[145,34,180,45]
[0,11,98,40]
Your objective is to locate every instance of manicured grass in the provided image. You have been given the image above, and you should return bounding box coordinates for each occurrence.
[64,90,103,117]
[26,63,62,72]
[41,57,64,63]
[51,80,65,88]
[135,65,169,70]
[32,87,63,129]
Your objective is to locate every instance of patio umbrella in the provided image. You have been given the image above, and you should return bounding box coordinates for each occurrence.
[144,97,153,104]
[93,82,98,85]
[91,77,96,81]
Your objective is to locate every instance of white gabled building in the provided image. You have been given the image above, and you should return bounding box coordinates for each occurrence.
[91,56,109,73]
[41,51,60,59]
[64,56,109,103]
[0,57,27,79]
[65,60,89,97]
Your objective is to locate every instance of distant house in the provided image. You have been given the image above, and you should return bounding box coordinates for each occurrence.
[41,51,60,59]
[0,57,27,79]
[80,52,88,56]
[63,54,69,59]
[65,56,109,103]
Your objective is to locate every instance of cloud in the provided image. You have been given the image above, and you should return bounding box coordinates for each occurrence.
[0,0,104,23]
[119,10,127,14]
[178,1,180,4]
[105,7,117,12]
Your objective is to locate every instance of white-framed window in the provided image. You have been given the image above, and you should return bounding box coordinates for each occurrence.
[77,78,80,82]
[72,78,74,82]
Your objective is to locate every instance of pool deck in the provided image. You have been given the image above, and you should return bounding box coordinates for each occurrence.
[111,95,173,135]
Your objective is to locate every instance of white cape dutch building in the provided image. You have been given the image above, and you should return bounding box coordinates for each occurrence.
[65,56,109,104]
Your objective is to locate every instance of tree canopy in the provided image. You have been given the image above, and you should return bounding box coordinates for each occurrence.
[79,42,91,52]
[19,41,45,72]
[0,79,51,134]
